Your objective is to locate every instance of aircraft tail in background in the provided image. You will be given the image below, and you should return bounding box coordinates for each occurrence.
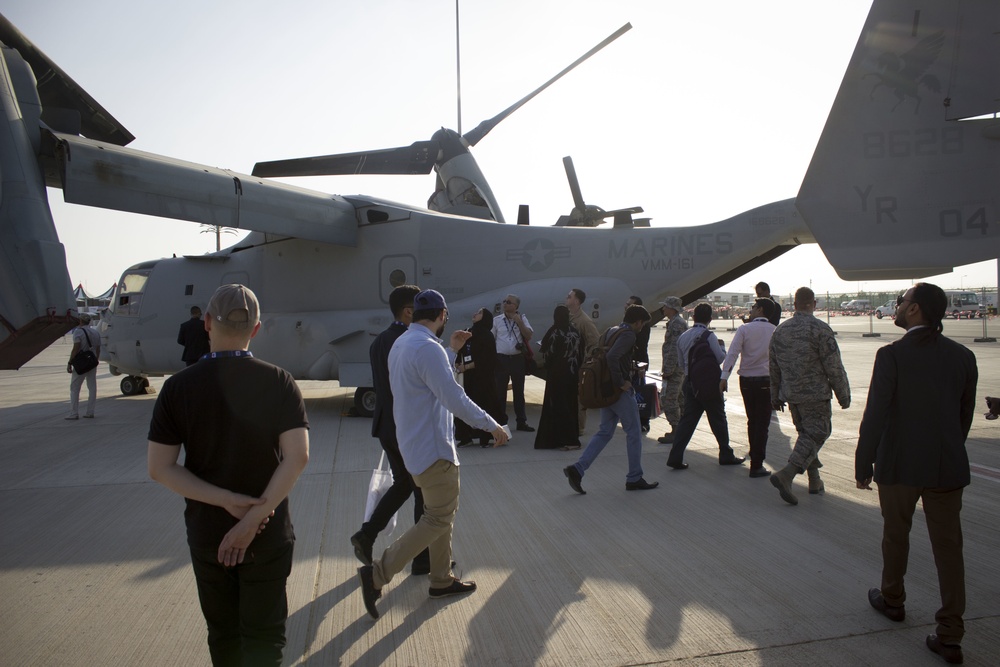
[797,0,1000,281]
[0,34,77,369]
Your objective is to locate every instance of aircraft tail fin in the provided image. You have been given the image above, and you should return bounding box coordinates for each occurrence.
[797,0,1000,281]
[0,34,77,369]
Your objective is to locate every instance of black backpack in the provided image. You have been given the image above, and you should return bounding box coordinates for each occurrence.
[578,327,626,409]
[687,331,721,402]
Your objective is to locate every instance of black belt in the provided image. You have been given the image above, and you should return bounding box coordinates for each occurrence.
[740,376,770,383]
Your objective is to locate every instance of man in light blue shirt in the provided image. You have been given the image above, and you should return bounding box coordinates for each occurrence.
[357,289,508,620]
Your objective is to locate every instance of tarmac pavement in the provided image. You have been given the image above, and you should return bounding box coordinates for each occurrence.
[1,315,998,666]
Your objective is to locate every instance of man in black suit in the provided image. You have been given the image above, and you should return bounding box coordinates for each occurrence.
[177,306,210,366]
[350,284,432,575]
[856,282,978,665]
[754,281,782,326]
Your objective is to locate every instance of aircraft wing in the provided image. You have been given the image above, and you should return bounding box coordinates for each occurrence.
[52,133,359,246]
[796,0,1000,280]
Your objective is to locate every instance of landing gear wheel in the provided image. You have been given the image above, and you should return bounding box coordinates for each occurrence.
[354,387,376,417]
[120,375,148,396]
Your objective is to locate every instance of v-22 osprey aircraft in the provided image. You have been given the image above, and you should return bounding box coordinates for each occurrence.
[0,0,997,415]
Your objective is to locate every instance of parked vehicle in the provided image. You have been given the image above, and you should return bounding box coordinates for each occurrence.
[874,300,896,319]
[943,290,984,318]
[842,299,871,312]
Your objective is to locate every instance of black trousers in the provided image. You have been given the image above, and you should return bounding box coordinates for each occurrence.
[739,375,772,469]
[495,353,528,426]
[189,542,294,667]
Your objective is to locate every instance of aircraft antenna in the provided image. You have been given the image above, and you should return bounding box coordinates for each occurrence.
[455,0,462,135]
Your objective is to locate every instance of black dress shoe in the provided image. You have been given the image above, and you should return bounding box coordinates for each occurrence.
[350,530,374,566]
[868,587,905,622]
[719,455,747,466]
[749,467,772,478]
[563,465,585,494]
[667,462,689,470]
[456,439,474,448]
[429,578,477,598]
[357,566,381,619]
[926,634,963,664]
[625,478,659,490]
[516,423,535,432]
[657,432,675,444]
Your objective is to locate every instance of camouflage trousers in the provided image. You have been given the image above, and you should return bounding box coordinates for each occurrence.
[659,370,685,428]
[787,400,832,471]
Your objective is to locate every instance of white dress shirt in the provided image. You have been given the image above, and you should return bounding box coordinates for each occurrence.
[492,314,533,355]
[721,318,776,380]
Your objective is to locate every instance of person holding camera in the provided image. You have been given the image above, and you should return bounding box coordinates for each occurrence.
[492,294,535,432]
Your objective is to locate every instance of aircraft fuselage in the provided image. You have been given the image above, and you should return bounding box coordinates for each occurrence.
[102,198,807,389]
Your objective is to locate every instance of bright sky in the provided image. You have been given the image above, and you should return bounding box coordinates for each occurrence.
[4,0,997,298]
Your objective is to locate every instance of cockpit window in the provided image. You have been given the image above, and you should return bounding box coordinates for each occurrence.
[110,270,150,316]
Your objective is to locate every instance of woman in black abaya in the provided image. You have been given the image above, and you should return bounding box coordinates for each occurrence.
[455,308,503,447]
[534,305,584,450]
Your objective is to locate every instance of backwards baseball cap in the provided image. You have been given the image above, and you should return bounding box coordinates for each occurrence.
[207,284,259,330]
[413,289,447,311]
[660,296,683,311]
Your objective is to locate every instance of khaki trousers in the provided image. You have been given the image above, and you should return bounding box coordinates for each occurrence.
[373,459,459,590]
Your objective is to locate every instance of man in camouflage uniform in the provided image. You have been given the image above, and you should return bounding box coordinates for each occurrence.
[768,287,850,505]
[657,296,688,444]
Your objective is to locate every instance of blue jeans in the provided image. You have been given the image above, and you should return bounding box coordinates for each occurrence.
[667,379,734,466]
[573,388,644,483]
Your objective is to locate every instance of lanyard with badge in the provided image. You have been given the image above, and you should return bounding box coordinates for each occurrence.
[200,350,254,360]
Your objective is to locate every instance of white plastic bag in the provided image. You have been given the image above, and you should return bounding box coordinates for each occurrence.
[363,452,397,535]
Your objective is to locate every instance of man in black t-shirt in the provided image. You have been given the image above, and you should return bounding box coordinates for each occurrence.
[148,284,309,666]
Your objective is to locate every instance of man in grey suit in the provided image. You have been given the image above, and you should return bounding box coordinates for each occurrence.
[856,282,978,665]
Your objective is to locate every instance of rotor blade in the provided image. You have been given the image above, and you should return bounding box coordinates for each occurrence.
[0,13,134,145]
[600,206,644,218]
[462,22,631,147]
[563,156,586,211]
[252,140,438,177]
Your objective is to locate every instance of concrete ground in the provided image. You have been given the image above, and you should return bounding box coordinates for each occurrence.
[1,315,998,666]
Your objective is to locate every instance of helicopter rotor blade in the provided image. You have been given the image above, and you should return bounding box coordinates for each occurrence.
[0,14,134,145]
[462,22,631,147]
[563,156,586,212]
[252,140,438,178]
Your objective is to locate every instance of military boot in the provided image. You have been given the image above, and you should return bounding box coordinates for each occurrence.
[770,463,800,505]
[807,464,825,495]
